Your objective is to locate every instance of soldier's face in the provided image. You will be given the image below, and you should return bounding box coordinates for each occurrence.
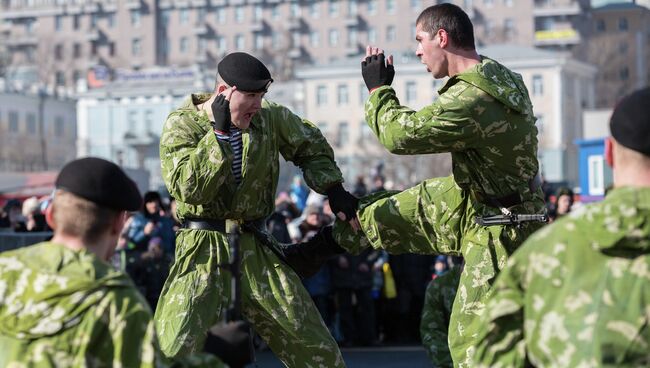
[229,89,265,129]
[415,24,447,79]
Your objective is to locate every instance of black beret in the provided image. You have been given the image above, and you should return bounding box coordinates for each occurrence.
[218,52,273,92]
[55,157,142,211]
[610,87,650,156]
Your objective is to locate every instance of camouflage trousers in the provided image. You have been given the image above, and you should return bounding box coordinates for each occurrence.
[334,176,543,367]
[154,228,345,367]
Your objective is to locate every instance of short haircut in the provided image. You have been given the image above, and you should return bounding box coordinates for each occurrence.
[52,190,120,244]
[416,3,476,50]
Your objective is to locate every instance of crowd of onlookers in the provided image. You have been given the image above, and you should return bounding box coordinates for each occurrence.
[0,174,580,347]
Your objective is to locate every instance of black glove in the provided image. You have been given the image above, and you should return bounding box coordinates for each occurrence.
[211,94,232,134]
[361,53,395,92]
[204,320,253,368]
[326,183,359,222]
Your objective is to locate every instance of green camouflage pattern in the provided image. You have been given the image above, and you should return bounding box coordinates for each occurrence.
[155,94,345,367]
[160,94,342,221]
[474,187,650,367]
[0,242,221,367]
[421,266,462,367]
[333,57,545,367]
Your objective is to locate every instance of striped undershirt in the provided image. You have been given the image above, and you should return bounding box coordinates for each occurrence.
[215,124,243,185]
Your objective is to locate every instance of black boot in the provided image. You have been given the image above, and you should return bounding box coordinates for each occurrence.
[281,226,346,278]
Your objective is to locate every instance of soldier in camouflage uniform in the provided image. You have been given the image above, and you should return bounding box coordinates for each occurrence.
[473,87,650,367]
[0,158,223,367]
[154,53,355,367]
[421,265,462,367]
[288,4,546,366]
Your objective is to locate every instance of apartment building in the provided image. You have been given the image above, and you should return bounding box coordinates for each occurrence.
[297,44,596,187]
[0,90,77,171]
[0,0,428,91]
[588,2,650,107]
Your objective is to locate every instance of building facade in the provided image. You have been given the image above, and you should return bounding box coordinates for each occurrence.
[297,44,596,187]
[0,90,77,172]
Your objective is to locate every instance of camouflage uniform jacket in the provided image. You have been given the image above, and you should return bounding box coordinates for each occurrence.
[473,187,650,367]
[161,94,343,221]
[365,56,542,206]
[0,242,221,367]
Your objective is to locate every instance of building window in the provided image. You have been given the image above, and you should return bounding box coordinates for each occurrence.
[217,36,227,51]
[9,111,19,133]
[619,67,629,80]
[368,0,377,14]
[55,15,63,31]
[235,34,245,50]
[26,48,35,62]
[235,6,245,23]
[348,28,358,46]
[292,31,301,47]
[359,123,373,143]
[254,5,263,20]
[329,0,339,17]
[386,0,396,13]
[337,84,349,105]
[198,38,206,53]
[348,0,358,15]
[532,74,543,96]
[386,25,396,42]
[54,44,63,60]
[73,43,81,58]
[26,113,36,134]
[197,9,206,24]
[618,17,628,31]
[406,81,417,103]
[216,7,227,23]
[359,82,369,104]
[290,2,301,17]
[329,28,339,46]
[55,117,65,137]
[504,18,515,38]
[272,33,281,48]
[337,122,349,147]
[132,38,142,56]
[271,4,280,20]
[619,42,628,53]
[310,2,320,17]
[91,13,98,28]
[367,27,376,43]
[91,42,97,56]
[504,0,513,6]
[254,34,264,50]
[73,15,80,30]
[596,19,605,32]
[179,9,190,24]
[484,0,494,6]
[108,13,115,28]
[316,85,328,106]
[56,71,65,86]
[73,70,81,83]
[410,0,420,10]
[310,30,320,46]
[131,9,141,27]
[109,42,115,56]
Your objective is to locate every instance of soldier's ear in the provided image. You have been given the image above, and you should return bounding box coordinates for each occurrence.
[605,137,614,168]
[45,202,56,230]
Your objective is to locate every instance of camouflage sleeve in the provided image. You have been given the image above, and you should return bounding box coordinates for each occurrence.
[420,279,454,368]
[160,112,232,205]
[364,85,480,155]
[473,255,528,367]
[93,290,224,368]
[272,103,344,193]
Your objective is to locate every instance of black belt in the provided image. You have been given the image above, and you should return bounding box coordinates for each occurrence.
[474,173,543,209]
[182,218,266,233]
